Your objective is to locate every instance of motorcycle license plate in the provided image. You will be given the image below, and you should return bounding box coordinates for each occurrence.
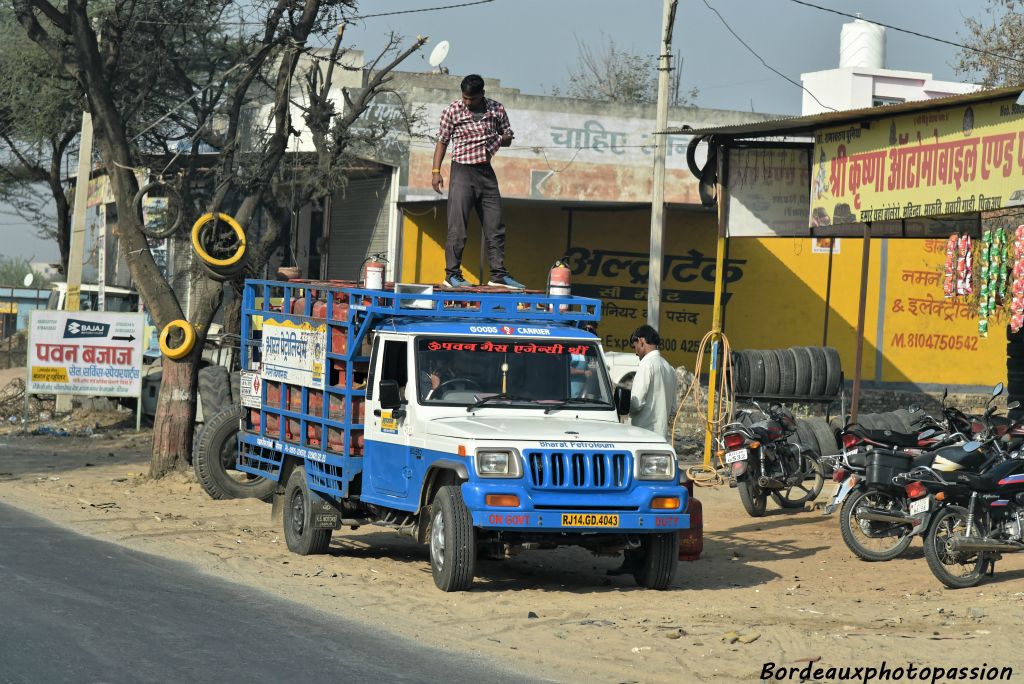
[725,448,748,463]
[562,514,619,528]
[909,498,930,516]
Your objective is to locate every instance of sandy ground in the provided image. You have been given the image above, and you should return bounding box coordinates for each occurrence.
[2,430,1024,683]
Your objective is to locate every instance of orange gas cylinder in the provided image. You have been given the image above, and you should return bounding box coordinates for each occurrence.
[548,258,571,297]
[678,496,703,561]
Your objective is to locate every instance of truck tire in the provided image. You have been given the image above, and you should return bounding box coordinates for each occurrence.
[761,349,780,395]
[774,349,796,395]
[283,465,333,555]
[430,485,476,592]
[632,532,679,590]
[198,365,232,417]
[791,347,812,396]
[193,405,275,501]
[230,370,241,406]
[807,347,828,397]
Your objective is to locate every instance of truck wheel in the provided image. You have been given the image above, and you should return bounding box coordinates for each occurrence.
[429,485,476,592]
[283,465,332,555]
[633,532,679,590]
[198,365,232,417]
[193,405,276,501]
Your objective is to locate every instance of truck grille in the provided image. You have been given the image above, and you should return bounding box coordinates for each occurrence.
[524,451,631,490]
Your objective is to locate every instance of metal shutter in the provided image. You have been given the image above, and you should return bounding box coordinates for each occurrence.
[325,173,391,281]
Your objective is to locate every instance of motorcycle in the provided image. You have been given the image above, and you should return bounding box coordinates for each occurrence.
[723,403,824,517]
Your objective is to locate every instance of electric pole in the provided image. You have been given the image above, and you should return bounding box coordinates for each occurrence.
[646,0,677,327]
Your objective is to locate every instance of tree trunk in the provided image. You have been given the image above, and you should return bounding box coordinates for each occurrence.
[150,353,199,477]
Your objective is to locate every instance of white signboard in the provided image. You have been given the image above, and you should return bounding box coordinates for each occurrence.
[727,147,812,237]
[260,319,326,389]
[240,371,262,409]
[27,311,144,396]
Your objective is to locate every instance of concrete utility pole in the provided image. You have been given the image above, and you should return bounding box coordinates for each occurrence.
[646,0,678,327]
[55,110,93,413]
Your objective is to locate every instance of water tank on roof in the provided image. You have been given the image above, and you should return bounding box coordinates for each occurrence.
[839,18,885,69]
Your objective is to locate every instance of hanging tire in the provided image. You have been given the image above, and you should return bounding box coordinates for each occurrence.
[807,347,828,397]
[839,488,914,562]
[737,476,767,517]
[806,417,839,457]
[193,405,276,501]
[198,365,232,418]
[761,349,780,395]
[823,347,842,396]
[283,465,333,555]
[192,212,247,269]
[791,347,812,396]
[923,505,988,589]
[159,319,195,360]
[133,181,184,239]
[775,349,796,395]
[632,532,679,590]
[746,350,766,395]
[430,485,476,592]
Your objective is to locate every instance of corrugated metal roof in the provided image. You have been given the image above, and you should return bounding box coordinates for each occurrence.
[675,84,1023,139]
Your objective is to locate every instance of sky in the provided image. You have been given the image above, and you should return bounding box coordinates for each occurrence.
[1,0,995,262]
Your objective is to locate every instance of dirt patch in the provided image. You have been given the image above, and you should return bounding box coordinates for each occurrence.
[2,433,1023,682]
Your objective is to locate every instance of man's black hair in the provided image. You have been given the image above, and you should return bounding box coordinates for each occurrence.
[630,324,661,346]
[461,74,485,96]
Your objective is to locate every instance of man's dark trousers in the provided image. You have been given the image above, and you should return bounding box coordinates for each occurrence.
[445,161,508,280]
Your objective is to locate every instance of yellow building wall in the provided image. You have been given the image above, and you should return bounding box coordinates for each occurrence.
[400,205,1004,389]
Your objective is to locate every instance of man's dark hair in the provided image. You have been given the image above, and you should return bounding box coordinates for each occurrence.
[461,74,485,96]
[630,324,661,346]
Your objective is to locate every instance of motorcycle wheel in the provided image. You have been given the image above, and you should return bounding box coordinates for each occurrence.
[839,488,914,561]
[771,453,825,508]
[737,476,767,517]
[923,505,988,589]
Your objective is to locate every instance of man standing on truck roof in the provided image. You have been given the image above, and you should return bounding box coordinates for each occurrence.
[431,74,525,291]
[628,325,677,441]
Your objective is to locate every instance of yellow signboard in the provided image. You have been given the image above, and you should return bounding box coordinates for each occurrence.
[810,97,1024,226]
[0,302,17,314]
[32,366,70,383]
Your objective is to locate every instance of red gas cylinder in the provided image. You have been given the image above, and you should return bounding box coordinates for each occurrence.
[547,258,571,297]
[678,496,703,561]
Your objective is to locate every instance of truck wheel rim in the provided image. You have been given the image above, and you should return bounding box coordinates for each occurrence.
[431,508,446,572]
[290,489,305,537]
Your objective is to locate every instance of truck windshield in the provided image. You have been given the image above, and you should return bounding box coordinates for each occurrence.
[416,337,612,409]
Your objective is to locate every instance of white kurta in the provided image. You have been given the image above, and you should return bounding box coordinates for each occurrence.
[628,350,677,440]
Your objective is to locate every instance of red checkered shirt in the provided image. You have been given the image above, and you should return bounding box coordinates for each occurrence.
[436,98,512,165]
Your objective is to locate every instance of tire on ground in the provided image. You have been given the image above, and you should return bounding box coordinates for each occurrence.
[792,419,819,456]
[430,485,477,592]
[632,532,679,590]
[283,464,332,555]
[806,416,839,457]
[198,365,232,418]
[193,405,276,501]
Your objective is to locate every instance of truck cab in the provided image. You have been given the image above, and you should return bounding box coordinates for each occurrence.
[238,281,691,591]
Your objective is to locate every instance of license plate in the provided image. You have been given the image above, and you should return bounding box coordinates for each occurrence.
[561,513,620,528]
[909,498,930,516]
[725,448,748,463]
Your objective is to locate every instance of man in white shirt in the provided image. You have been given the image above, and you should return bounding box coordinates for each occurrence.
[628,325,677,440]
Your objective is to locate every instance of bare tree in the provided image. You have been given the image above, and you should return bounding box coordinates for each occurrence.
[957,0,1024,87]
[12,0,425,477]
[551,34,697,106]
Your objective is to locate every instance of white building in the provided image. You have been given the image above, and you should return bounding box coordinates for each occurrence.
[800,18,979,115]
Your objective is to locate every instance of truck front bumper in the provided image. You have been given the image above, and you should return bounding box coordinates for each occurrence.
[461,482,690,533]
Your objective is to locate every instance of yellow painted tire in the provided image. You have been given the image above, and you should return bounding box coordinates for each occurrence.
[159,319,196,360]
[191,212,246,268]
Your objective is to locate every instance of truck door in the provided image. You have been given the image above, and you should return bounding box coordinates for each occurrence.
[364,337,412,498]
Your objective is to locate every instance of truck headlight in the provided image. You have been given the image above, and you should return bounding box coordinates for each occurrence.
[475,449,522,478]
[636,451,676,481]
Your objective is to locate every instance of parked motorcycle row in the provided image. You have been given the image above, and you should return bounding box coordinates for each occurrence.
[720,384,1024,588]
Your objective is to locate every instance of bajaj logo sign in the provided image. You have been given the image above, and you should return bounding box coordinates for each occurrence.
[64,319,110,339]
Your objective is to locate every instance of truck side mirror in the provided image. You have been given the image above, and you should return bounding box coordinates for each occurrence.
[379,380,403,410]
[613,386,631,416]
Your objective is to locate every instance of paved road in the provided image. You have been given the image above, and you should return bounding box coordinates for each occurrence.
[0,503,539,684]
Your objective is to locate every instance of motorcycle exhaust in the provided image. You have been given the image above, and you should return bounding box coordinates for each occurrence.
[757,476,784,489]
[857,508,914,524]
[948,537,1024,553]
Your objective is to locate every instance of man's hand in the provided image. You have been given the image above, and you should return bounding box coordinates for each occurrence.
[431,171,444,194]
[500,131,514,147]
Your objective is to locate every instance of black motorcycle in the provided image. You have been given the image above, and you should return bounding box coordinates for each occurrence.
[723,404,824,517]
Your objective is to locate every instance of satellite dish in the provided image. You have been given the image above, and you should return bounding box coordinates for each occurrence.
[428,40,450,68]
[23,272,33,287]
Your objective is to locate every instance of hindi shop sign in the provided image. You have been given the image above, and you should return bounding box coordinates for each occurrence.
[810,96,1024,227]
[727,147,811,237]
[27,311,144,396]
[260,319,326,390]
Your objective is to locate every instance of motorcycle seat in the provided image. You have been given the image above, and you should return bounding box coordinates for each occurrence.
[848,425,921,448]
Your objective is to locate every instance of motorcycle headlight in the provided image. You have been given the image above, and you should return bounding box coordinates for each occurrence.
[475,449,523,478]
[635,451,676,481]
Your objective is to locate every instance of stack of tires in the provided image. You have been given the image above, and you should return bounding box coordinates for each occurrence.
[731,347,842,398]
[736,409,839,460]
[1009,326,1024,419]
[836,409,918,434]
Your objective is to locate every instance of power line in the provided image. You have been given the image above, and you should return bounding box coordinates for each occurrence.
[700,0,836,111]
[785,0,1024,67]
[348,0,494,21]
